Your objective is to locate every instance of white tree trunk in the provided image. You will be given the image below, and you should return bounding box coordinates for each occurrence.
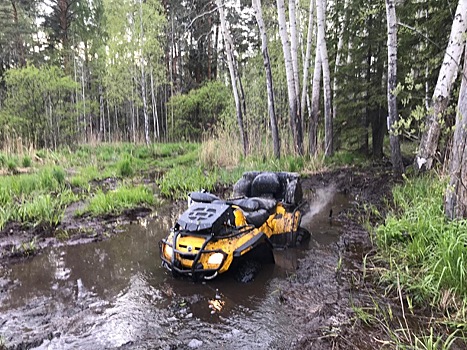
[309,45,321,155]
[139,0,150,145]
[301,0,314,124]
[289,0,300,100]
[316,0,332,156]
[332,0,349,123]
[277,0,303,154]
[253,0,280,158]
[216,0,248,156]
[385,0,404,178]
[150,67,160,141]
[415,0,467,172]
[445,47,467,219]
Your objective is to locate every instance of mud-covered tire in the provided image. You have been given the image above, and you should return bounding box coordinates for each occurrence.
[233,242,274,283]
[295,227,311,245]
[234,260,262,283]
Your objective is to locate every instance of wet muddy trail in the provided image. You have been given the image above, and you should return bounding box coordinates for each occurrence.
[0,167,393,349]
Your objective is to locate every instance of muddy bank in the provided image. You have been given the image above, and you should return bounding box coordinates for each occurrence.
[283,166,395,349]
[0,166,395,349]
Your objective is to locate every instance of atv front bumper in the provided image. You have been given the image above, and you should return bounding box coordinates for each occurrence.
[159,237,228,280]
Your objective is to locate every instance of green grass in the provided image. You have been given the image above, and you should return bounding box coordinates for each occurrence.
[22,155,32,167]
[157,166,218,199]
[376,174,467,313]
[82,185,158,216]
[8,190,78,228]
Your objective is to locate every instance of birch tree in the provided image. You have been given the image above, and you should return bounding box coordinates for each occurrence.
[385,0,404,178]
[316,0,332,156]
[277,0,303,155]
[138,0,150,145]
[301,0,314,128]
[252,0,280,158]
[415,0,467,172]
[445,47,467,219]
[216,0,248,156]
[332,0,349,124]
[309,45,321,156]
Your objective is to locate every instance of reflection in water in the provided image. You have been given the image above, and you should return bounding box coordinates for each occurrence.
[0,190,350,349]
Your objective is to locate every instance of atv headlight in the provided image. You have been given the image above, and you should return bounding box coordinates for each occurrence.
[163,244,173,259]
[207,253,224,267]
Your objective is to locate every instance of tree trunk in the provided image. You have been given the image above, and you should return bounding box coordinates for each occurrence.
[332,0,349,128]
[253,0,280,158]
[139,0,150,145]
[150,67,160,141]
[99,84,105,142]
[316,0,332,156]
[309,45,321,156]
[277,0,303,155]
[415,0,467,172]
[289,0,300,103]
[445,47,467,219]
[301,0,314,129]
[216,0,248,156]
[385,0,404,178]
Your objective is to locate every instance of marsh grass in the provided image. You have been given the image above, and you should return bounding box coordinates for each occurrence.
[82,185,157,216]
[10,190,78,228]
[22,155,32,168]
[157,166,217,199]
[117,156,134,177]
[376,174,467,321]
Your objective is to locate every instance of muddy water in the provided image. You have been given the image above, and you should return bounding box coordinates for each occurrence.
[0,189,350,350]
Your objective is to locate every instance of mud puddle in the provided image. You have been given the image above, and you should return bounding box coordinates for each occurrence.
[0,188,350,350]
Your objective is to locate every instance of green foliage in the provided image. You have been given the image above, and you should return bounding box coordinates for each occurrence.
[12,191,77,228]
[157,166,217,199]
[0,167,66,198]
[376,175,467,311]
[0,153,7,167]
[117,156,134,177]
[0,65,78,148]
[82,185,157,216]
[7,159,18,173]
[168,81,231,140]
[324,151,369,167]
[22,156,32,168]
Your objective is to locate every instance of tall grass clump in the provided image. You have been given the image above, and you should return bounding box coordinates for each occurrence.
[158,166,217,199]
[83,185,156,216]
[0,166,67,197]
[117,156,134,177]
[0,153,8,167]
[200,134,241,169]
[12,191,77,227]
[22,155,32,168]
[376,174,467,313]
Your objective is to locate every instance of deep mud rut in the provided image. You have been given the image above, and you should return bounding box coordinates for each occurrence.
[0,167,395,349]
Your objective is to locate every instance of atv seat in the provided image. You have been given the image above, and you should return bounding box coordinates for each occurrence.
[233,171,303,206]
[243,209,270,228]
[230,197,276,228]
[229,197,276,212]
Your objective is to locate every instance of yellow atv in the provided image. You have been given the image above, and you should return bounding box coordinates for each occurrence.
[159,172,308,281]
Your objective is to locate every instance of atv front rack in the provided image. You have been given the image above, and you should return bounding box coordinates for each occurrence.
[160,229,228,280]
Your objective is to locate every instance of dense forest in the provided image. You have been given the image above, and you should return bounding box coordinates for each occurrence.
[0,0,466,216]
